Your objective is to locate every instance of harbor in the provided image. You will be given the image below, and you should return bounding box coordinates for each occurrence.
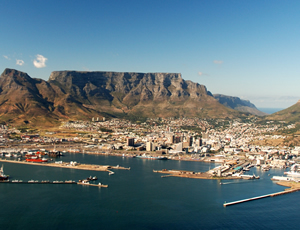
[0,152,299,229]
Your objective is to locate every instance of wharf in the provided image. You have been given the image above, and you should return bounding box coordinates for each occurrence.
[153,169,237,180]
[77,182,108,188]
[0,159,129,173]
[0,180,77,184]
[224,188,300,207]
[0,180,108,188]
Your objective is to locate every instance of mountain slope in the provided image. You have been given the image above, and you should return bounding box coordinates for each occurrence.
[0,68,244,126]
[267,100,300,122]
[48,71,240,118]
[213,94,267,116]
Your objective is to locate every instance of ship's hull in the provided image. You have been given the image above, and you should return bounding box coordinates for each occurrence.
[26,158,48,163]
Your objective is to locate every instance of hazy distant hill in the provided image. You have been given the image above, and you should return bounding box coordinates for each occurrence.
[213,94,267,116]
[0,68,245,126]
[267,100,300,122]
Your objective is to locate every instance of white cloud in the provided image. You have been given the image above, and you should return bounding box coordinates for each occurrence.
[198,71,210,77]
[3,55,10,60]
[33,54,47,68]
[213,60,223,64]
[16,59,24,66]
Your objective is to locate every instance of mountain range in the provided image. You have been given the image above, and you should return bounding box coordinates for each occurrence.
[0,68,265,126]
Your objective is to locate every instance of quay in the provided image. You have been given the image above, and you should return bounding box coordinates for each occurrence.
[0,180,77,184]
[0,158,129,174]
[223,188,300,207]
[153,169,238,180]
[0,180,108,188]
[77,182,108,188]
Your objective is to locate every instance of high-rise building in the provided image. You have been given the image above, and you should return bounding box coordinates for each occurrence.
[146,142,153,151]
[168,134,175,144]
[127,138,134,146]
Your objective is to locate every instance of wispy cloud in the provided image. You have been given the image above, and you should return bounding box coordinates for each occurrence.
[3,55,10,60]
[33,54,47,68]
[213,60,223,64]
[198,72,210,77]
[16,59,24,66]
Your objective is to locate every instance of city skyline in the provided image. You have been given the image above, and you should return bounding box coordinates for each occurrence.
[1,0,299,109]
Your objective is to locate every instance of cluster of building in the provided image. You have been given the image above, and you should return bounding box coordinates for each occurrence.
[0,116,299,171]
[59,117,299,164]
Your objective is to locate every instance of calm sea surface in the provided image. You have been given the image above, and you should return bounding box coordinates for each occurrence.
[258,108,284,114]
[0,153,298,230]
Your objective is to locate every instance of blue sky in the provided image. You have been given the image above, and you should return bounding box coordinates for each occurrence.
[1,0,300,108]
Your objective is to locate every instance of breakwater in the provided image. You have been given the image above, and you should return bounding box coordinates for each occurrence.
[0,158,129,173]
[0,180,108,187]
[224,188,300,207]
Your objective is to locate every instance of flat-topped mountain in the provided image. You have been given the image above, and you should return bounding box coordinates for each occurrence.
[0,68,249,126]
[213,94,267,116]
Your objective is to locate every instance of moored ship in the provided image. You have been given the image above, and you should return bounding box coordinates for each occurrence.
[26,158,48,163]
[0,165,9,181]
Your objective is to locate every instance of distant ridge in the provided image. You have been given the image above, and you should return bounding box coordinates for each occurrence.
[0,68,252,126]
[213,94,267,116]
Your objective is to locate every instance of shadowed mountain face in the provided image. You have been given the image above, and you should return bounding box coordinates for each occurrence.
[213,94,267,116]
[0,68,241,125]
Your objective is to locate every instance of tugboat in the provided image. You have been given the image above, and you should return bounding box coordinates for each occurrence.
[0,165,9,181]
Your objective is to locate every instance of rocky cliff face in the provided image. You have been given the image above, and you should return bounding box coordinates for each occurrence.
[0,68,240,125]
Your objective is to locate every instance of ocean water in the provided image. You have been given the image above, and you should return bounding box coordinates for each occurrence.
[0,154,298,230]
[258,108,285,114]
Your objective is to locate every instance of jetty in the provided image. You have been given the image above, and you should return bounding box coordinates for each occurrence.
[0,180,108,188]
[0,180,77,184]
[77,182,108,188]
[153,169,238,180]
[0,158,129,174]
[224,188,300,207]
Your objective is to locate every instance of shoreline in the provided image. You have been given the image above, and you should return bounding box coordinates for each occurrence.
[275,181,300,190]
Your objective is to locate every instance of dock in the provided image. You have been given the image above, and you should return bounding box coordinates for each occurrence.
[223,188,300,207]
[0,180,108,187]
[77,182,108,188]
[0,180,77,184]
[0,159,129,174]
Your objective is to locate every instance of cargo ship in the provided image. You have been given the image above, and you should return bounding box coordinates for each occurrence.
[0,165,9,181]
[26,158,48,163]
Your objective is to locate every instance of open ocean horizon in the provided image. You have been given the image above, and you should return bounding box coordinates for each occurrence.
[0,153,299,229]
[258,108,285,114]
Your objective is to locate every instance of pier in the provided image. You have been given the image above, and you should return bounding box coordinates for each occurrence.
[0,158,129,174]
[0,180,108,188]
[223,188,300,207]
[0,180,77,184]
[77,182,108,187]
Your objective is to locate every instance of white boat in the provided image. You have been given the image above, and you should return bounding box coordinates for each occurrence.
[284,164,300,177]
[284,171,300,178]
